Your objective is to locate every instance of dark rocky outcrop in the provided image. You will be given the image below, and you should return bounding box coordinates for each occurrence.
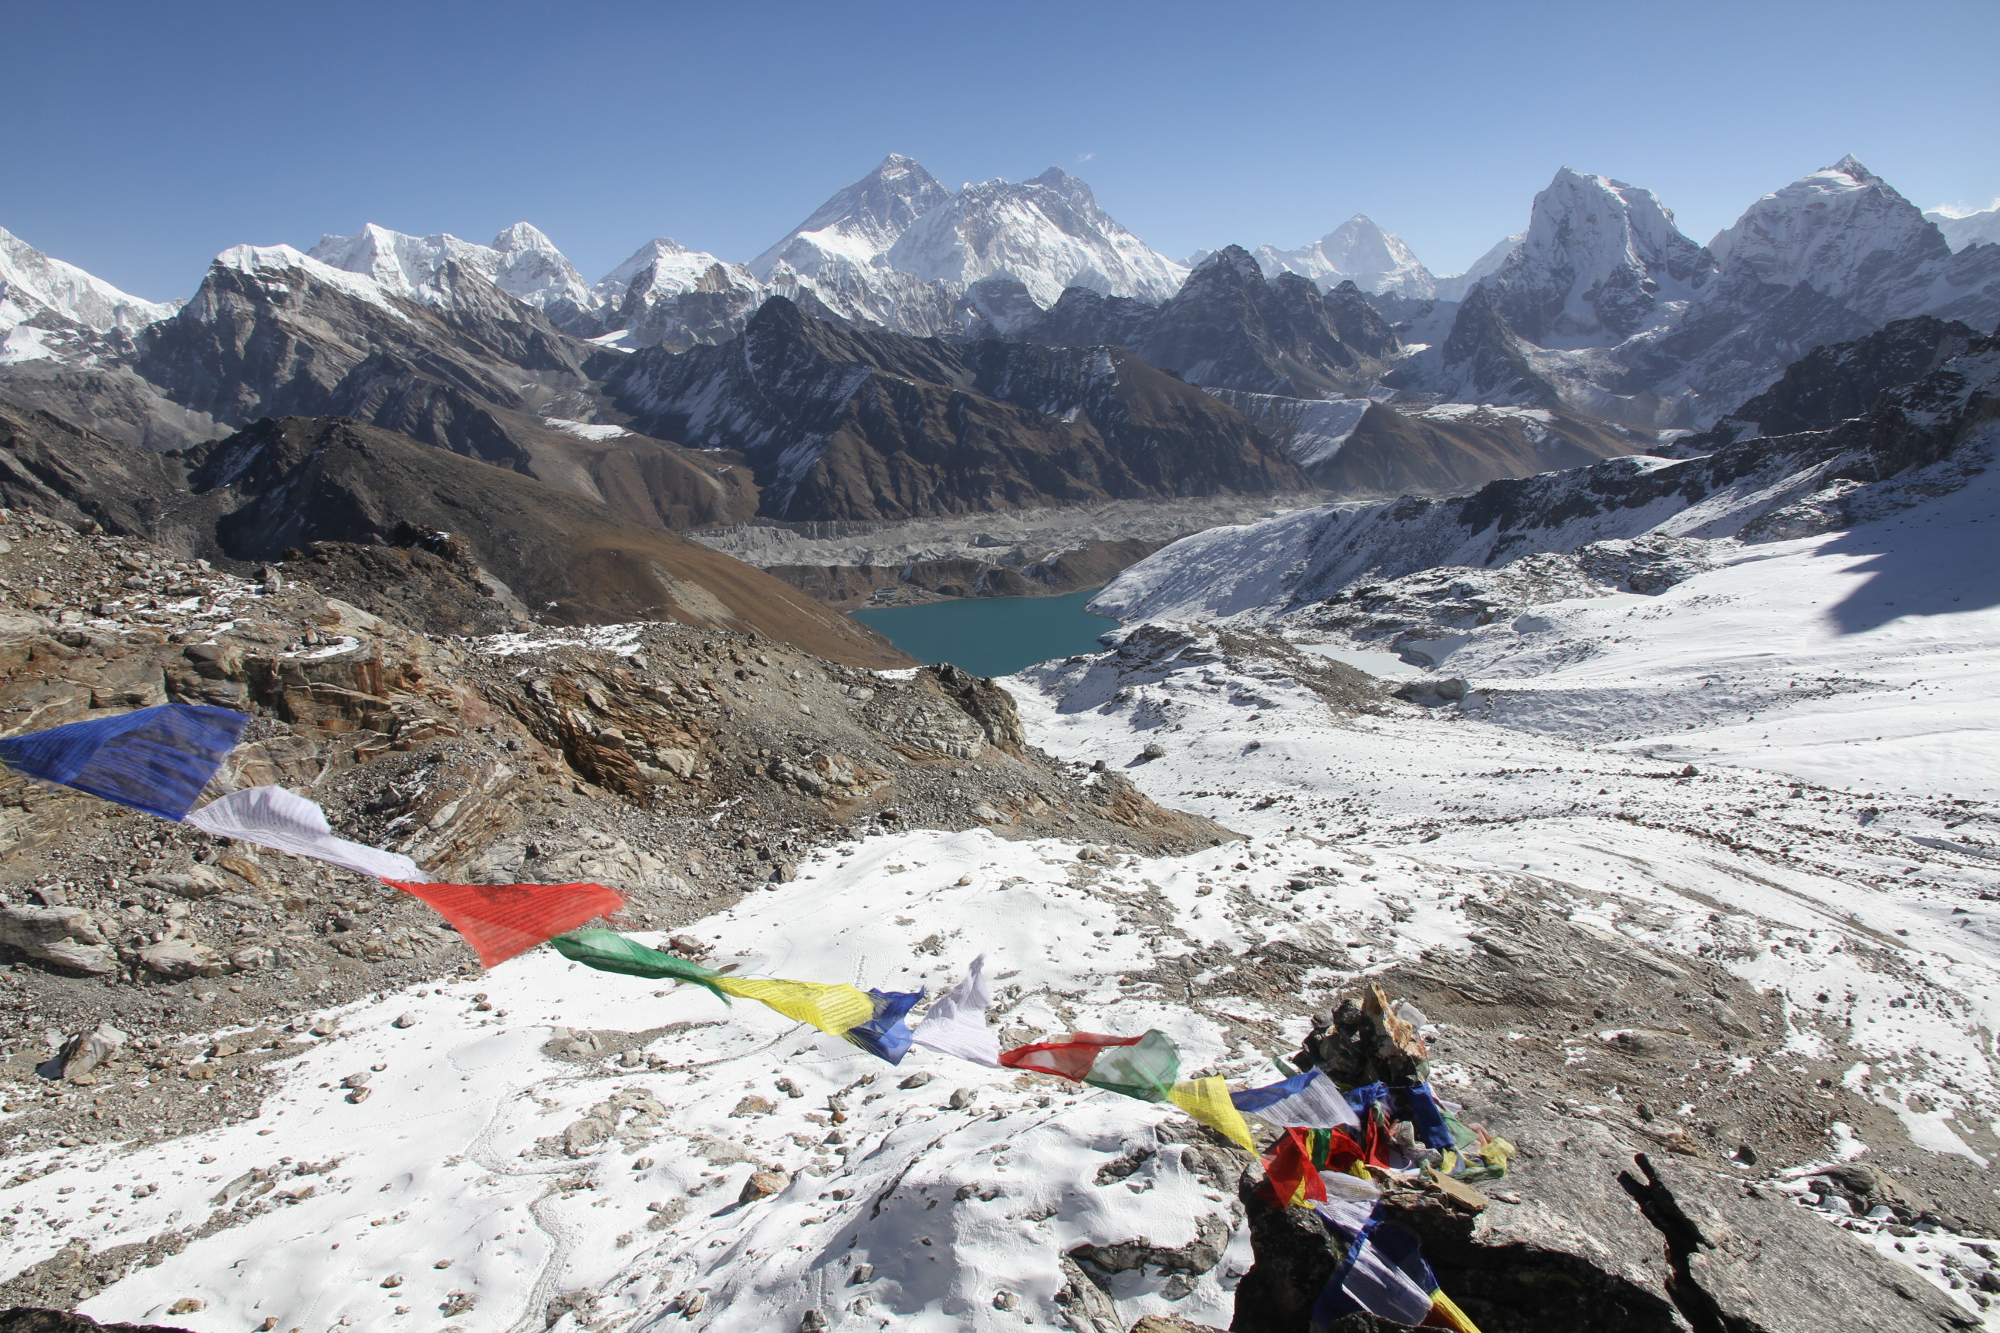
[110,252,754,531]
[1230,1133,1971,1333]
[0,396,184,536]
[1423,284,1566,410]
[0,1309,192,1333]
[0,399,905,666]
[1690,315,1984,450]
[606,297,1309,521]
[1016,248,1401,398]
[1217,390,1653,497]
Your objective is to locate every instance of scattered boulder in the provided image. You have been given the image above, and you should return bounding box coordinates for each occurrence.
[738,1169,788,1203]
[137,938,226,980]
[58,1023,126,1082]
[0,904,117,974]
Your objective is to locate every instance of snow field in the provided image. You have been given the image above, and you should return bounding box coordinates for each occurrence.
[11,819,1501,1333]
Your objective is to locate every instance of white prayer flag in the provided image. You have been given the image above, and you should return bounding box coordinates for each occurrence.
[186,785,428,883]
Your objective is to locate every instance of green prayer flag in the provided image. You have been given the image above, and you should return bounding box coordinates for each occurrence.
[1081,1029,1181,1102]
[549,930,729,1001]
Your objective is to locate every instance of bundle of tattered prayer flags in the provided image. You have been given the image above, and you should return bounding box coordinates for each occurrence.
[1226,1042,1512,1331]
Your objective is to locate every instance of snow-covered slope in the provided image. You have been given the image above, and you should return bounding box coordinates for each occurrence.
[1927,206,2000,254]
[885,168,1186,308]
[1709,156,1950,310]
[1431,231,1523,302]
[1097,327,1997,626]
[309,222,601,333]
[0,226,179,363]
[22,593,2000,1333]
[1225,215,1437,299]
[594,238,737,305]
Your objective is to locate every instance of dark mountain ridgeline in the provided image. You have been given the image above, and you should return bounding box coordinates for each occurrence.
[606,297,1311,522]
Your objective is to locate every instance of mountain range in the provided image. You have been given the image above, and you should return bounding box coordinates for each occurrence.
[6,152,1992,415]
[0,150,1995,648]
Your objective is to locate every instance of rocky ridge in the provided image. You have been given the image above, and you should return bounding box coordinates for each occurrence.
[606,298,1310,522]
[1017,247,1402,399]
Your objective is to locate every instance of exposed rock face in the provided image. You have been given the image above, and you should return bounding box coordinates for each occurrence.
[1428,283,1565,409]
[174,416,905,664]
[307,222,604,337]
[137,248,596,459]
[1017,247,1400,398]
[610,247,767,352]
[0,1309,193,1333]
[1215,391,1652,497]
[0,402,896,665]
[0,396,184,535]
[1692,315,1982,449]
[1230,1137,1971,1332]
[606,298,1309,521]
[120,246,750,531]
[1411,158,2000,429]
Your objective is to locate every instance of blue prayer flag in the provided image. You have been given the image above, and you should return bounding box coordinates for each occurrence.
[844,987,925,1064]
[0,704,249,821]
[1344,1080,1390,1117]
[1231,1069,1362,1129]
[1401,1082,1456,1150]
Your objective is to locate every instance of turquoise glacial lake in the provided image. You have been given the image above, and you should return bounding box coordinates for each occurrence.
[850,586,1120,679]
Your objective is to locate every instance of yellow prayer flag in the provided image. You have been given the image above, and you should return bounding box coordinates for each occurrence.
[1428,1290,1484,1333]
[714,976,875,1035]
[1167,1077,1259,1154]
[1478,1136,1517,1173]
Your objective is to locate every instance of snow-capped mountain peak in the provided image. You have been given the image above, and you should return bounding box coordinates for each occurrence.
[749,153,954,280]
[490,220,562,254]
[1234,215,1438,299]
[0,225,180,363]
[1478,166,1714,344]
[1706,156,1948,301]
[595,238,701,301]
[884,168,1187,306]
[308,222,599,329]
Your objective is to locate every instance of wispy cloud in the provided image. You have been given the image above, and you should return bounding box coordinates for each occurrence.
[1078,151,1096,162]
[1928,196,2000,219]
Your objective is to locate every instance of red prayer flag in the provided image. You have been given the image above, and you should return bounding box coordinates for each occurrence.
[1360,1105,1395,1168]
[385,880,623,969]
[998,1031,1144,1082]
[1261,1127,1329,1208]
[1319,1126,1369,1174]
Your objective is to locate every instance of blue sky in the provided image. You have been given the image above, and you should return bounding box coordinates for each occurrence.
[6,0,1996,301]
